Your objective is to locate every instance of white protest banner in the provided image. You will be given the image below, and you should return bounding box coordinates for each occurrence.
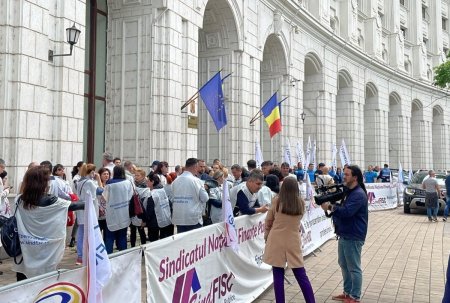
[0,248,142,303]
[397,162,404,206]
[144,215,272,303]
[331,143,337,169]
[339,139,351,167]
[296,140,305,168]
[312,140,317,169]
[305,136,312,169]
[284,138,292,166]
[255,141,264,168]
[365,182,398,211]
[302,204,335,256]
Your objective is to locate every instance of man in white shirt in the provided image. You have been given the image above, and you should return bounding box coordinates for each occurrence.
[171,158,209,233]
[102,152,115,178]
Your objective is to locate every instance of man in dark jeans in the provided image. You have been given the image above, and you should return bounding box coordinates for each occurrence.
[443,175,450,221]
[320,165,368,303]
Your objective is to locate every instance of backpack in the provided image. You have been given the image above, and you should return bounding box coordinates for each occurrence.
[1,201,23,264]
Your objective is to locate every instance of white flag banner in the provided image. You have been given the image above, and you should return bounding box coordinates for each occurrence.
[255,141,264,168]
[296,140,305,168]
[312,140,317,169]
[331,143,337,169]
[397,162,405,206]
[408,168,413,184]
[284,138,292,166]
[84,192,112,303]
[222,180,238,252]
[339,139,351,167]
[305,136,312,170]
[0,249,142,303]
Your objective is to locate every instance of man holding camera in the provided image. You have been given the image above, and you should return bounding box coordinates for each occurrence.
[320,165,368,303]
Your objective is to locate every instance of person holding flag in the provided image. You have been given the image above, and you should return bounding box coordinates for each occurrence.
[264,177,316,303]
[84,192,111,303]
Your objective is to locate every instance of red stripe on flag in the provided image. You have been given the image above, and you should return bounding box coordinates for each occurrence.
[269,119,282,137]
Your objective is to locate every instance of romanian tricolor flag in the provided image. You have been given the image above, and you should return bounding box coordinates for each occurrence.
[261,92,282,138]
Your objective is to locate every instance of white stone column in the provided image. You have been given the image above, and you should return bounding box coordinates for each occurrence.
[364,11,382,59]
[339,0,359,44]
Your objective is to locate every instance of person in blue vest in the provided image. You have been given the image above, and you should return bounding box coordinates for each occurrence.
[377,164,391,183]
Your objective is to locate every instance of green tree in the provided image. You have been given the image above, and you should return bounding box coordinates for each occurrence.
[434,57,450,88]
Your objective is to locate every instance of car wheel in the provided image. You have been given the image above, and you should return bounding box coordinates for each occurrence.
[404,204,411,214]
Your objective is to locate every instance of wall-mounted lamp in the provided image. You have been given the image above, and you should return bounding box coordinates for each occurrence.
[48,23,81,62]
[301,112,306,123]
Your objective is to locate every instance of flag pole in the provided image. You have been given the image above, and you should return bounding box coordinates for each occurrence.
[250,91,279,124]
[180,69,225,110]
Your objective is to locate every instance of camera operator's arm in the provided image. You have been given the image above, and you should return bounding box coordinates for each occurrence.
[322,191,366,218]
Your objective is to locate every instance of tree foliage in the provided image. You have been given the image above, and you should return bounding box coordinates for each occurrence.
[434,59,450,88]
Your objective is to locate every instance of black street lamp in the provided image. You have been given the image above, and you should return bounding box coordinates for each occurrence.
[301,112,306,123]
[48,23,81,62]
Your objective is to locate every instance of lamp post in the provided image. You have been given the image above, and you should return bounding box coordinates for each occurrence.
[48,23,81,62]
[301,112,306,123]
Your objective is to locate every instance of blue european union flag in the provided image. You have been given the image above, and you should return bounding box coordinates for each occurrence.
[199,72,227,131]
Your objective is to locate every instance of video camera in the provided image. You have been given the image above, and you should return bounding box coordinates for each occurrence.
[314,184,346,205]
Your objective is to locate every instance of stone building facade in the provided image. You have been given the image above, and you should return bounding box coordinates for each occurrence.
[1,0,450,187]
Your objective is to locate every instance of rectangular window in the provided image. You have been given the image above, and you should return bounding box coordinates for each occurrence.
[443,18,448,31]
[400,26,407,40]
[422,6,427,20]
[400,0,405,6]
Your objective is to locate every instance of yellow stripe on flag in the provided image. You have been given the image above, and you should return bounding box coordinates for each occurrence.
[264,107,280,126]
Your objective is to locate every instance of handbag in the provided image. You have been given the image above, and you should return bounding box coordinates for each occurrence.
[128,184,144,218]
[1,201,23,264]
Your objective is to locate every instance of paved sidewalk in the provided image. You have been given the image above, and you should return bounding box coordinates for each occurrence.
[255,208,450,303]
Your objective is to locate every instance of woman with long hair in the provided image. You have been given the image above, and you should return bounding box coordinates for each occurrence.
[13,166,84,281]
[75,163,102,264]
[129,168,148,247]
[154,161,171,185]
[97,167,111,238]
[264,177,315,303]
[103,165,134,253]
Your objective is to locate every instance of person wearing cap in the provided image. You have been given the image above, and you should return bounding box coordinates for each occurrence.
[102,152,115,178]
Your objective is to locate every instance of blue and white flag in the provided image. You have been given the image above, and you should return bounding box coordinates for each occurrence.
[255,141,264,168]
[331,143,337,169]
[296,140,305,168]
[84,192,112,303]
[222,181,238,252]
[339,139,351,167]
[312,140,317,169]
[284,138,292,167]
[408,167,413,184]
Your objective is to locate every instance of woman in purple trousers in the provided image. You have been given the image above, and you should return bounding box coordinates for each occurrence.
[263,177,315,303]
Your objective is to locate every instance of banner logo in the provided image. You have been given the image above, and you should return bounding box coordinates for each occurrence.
[33,282,86,303]
[172,268,201,303]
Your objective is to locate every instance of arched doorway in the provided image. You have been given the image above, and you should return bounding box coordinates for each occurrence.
[260,34,288,162]
[432,105,445,170]
[198,0,239,165]
[364,82,381,166]
[388,92,402,166]
[411,99,425,169]
[336,70,354,164]
[303,52,323,163]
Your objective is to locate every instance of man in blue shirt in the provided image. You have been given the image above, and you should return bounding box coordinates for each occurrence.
[443,175,450,221]
[321,165,368,303]
[306,163,315,183]
[363,165,377,183]
[294,162,305,182]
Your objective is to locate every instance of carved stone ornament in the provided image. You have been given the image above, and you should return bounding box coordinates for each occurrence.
[375,14,381,28]
[351,0,357,9]
[205,32,221,49]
